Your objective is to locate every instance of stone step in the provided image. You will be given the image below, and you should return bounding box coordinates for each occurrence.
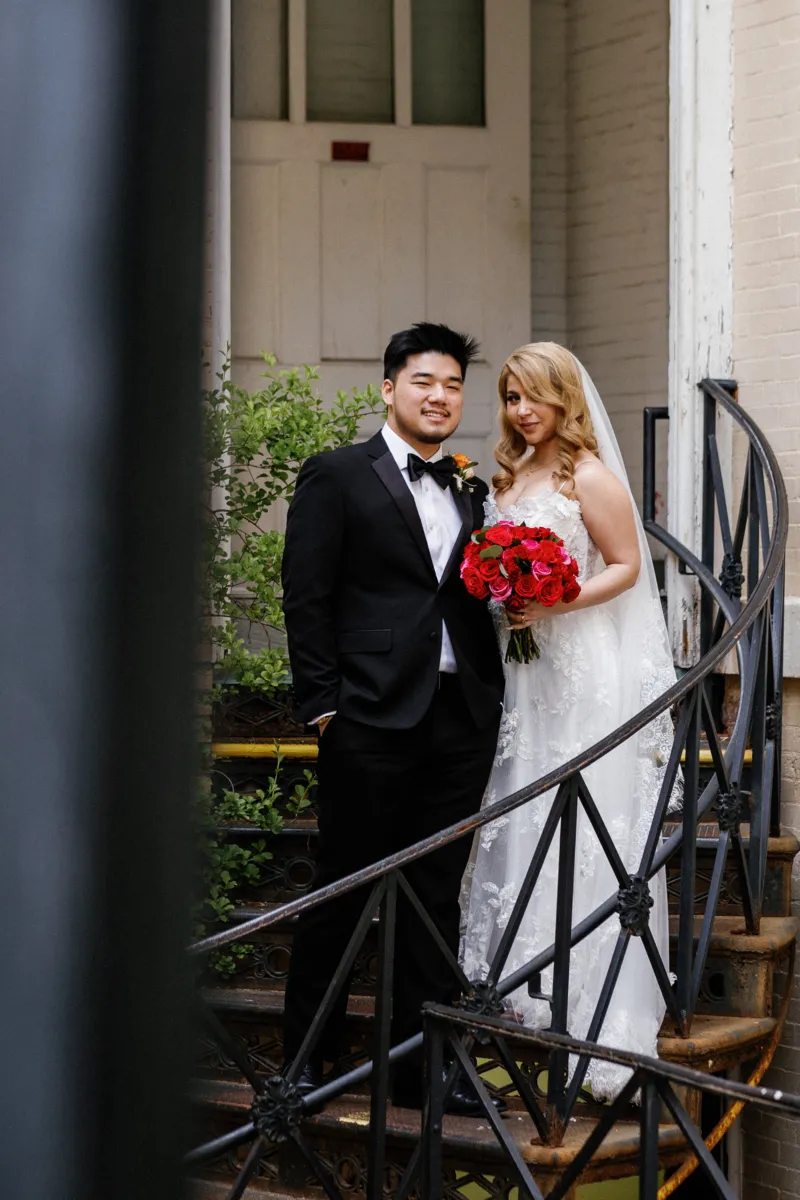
[204,899,797,1019]
[190,1179,306,1200]
[656,1013,777,1073]
[189,1077,688,1198]
[212,812,799,917]
[666,914,798,1018]
[197,978,779,1095]
[663,826,798,918]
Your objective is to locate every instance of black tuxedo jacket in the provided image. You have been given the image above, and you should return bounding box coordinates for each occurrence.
[282,431,504,730]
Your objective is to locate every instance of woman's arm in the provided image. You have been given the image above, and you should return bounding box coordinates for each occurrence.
[508,460,641,628]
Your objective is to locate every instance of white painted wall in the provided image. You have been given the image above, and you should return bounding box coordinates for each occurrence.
[530,0,568,346]
[569,0,670,520]
[668,0,735,665]
[231,0,531,480]
[530,0,670,539]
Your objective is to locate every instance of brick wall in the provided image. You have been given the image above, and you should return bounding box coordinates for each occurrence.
[530,0,670,512]
[734,0,800,1193]
[732,0,800,596]
[530,0,568,345]
[742,685,800,1200]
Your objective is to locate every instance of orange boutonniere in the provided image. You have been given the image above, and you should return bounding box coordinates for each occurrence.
[450,453,478,493]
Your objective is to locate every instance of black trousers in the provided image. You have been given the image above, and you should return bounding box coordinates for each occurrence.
[282,675,500,1088]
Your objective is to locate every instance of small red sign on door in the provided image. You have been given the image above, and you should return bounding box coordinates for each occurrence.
[331,141,370,163]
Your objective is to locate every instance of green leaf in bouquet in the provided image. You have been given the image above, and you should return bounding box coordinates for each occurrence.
[479,544,503,559]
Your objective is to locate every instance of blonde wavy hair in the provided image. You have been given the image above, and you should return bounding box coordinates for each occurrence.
[493,342,600,496]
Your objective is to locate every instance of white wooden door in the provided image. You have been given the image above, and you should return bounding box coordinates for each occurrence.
[230,0,530,474]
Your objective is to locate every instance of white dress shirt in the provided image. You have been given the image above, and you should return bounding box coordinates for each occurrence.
[311,425,462,724]
[380,422,461,673]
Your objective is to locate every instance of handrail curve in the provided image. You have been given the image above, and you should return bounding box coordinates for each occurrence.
[188,379,792,1200]
[190,380,786,960]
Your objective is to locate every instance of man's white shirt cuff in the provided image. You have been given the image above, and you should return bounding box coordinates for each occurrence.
[310,711,336,725]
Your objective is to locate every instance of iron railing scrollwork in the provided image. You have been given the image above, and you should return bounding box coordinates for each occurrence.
[187,379,793,1199]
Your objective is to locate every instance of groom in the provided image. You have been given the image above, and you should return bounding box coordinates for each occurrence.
[281,322,504,1110]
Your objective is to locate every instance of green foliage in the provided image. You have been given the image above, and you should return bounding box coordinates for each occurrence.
[198,352,378,974]
[203,352,383,695]
[193,774,282,932]
[194,751,314,976]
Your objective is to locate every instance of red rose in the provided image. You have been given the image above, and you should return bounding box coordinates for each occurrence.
[563,578,581,603]
[463,568,489,599]
[484,523,515,548]
[568,559,579,577]
[506,595,525,612]
[538,576,563,606]
[464,540,481,557]
[535,541,561,565]
[505,561,522,582]
[478,558,501,581]
[514,574,540,599]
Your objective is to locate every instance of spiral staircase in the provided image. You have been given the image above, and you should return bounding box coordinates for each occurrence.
[186,381,800,1199]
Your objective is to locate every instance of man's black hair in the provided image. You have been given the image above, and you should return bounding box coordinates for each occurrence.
[383,322,480,384]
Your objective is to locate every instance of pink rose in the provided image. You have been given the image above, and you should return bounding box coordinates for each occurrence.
[531,560,553,580]
[489,576,513,602]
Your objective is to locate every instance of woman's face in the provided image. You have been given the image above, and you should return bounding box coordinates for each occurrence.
[503,372,560,447]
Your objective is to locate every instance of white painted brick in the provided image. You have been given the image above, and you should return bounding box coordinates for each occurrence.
[734,0,800,1184]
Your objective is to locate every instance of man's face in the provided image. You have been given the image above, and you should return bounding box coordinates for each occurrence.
[382,351,464,447]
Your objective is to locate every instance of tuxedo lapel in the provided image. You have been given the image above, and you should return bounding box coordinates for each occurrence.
[368,435,437,577]
[439,483,474,587]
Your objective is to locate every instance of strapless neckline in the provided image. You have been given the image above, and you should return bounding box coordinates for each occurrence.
[490,488,582,516]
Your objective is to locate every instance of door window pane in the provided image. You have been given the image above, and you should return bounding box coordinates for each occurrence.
[412,0,485,126]
[307,0,394,124]
[232,0,288,120]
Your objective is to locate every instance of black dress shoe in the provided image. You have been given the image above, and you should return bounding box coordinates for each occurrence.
[393,1071,508,1117]
[282,1062,324,1113]
[295,1062,323,1097]
[446,1077,508,1118]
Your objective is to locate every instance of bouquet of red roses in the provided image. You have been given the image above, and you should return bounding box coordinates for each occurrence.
[460,521,582,664]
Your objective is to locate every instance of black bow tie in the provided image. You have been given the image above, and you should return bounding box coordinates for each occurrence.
[407,453,458,489]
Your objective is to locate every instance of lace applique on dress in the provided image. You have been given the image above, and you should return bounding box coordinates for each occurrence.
[460,489,675,1101]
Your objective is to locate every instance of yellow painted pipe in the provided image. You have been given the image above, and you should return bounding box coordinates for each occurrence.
[212,741,318,759]
[211,743,751,765]
[680,749,752,765]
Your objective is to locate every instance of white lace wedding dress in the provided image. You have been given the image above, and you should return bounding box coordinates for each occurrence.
[460,486,675,1101]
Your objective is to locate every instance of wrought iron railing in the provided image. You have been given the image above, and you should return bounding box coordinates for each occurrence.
[187,379,792,1199]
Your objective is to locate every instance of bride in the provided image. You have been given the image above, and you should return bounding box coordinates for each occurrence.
[460,342,676,1100]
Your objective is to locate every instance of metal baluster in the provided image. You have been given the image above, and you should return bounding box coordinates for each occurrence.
[421,1016,445,1200]
[643,406,669,524]
[288,878,386,1083]
[676,688,701,1034]
[747,449,761,640]
[547,775,578,1137]
[747,610,770,931]
[639,1078,662,1198]
[367,871,397,1200]
[769,566,785,834]
[701,388,718,655]
[486,779,570,988]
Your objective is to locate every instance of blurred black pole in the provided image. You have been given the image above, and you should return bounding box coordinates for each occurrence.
[0,4,208,1199]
